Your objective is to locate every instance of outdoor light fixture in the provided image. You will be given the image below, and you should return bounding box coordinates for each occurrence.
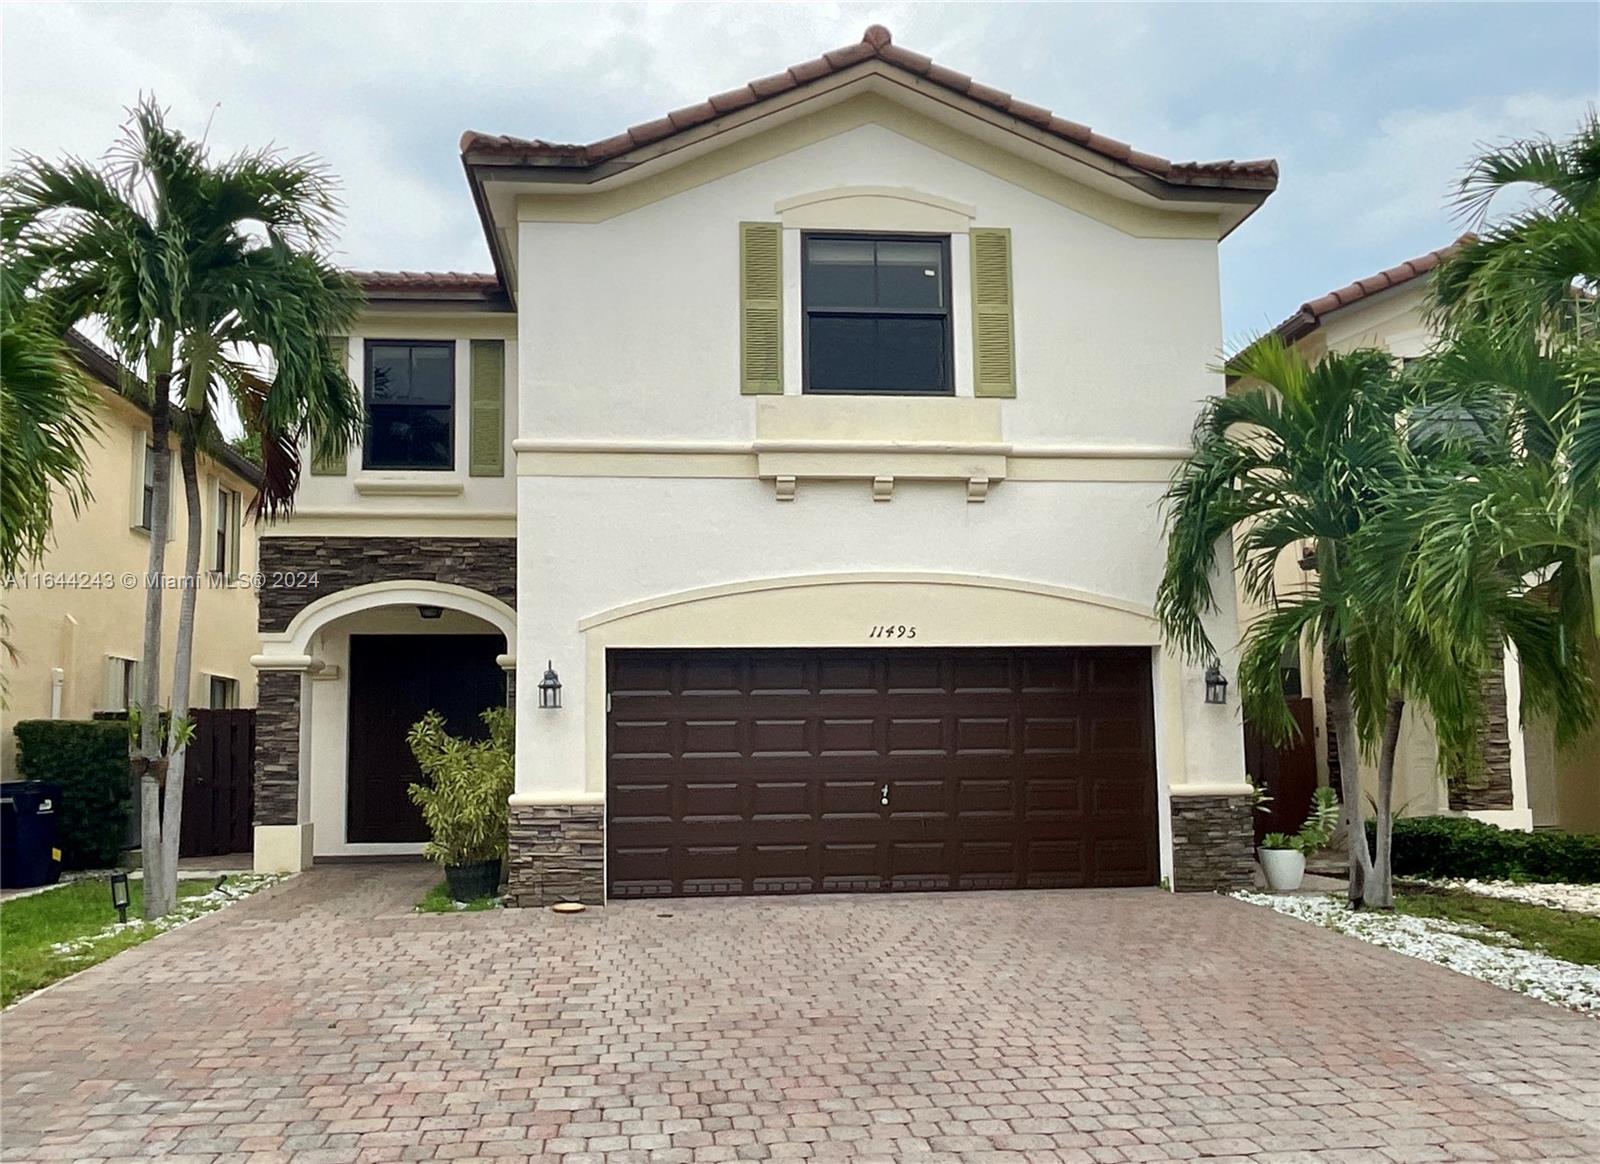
[1204,660,1229,705]
[109,871,130,924]
[417,605,443,620]
[537,660,562,710]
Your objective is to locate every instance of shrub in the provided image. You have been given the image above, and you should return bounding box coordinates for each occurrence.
[406,707,514,866]
[1368,815,1600,884]
[12,719,132,868]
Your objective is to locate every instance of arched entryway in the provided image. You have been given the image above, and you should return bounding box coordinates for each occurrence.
[254,582,515,866]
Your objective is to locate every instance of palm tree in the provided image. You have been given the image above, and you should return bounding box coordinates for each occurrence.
[1158,341,1421,907]
[1416,115,1600,724]
[0,257,99,580]
[3,99,362,917]
[1432,111,1600,339]
[0,254,100,705]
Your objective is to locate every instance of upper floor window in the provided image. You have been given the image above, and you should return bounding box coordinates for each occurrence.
[364,340,454,470]
[802,233,951,395]
[139,440,159,530]
[213,486,241,577]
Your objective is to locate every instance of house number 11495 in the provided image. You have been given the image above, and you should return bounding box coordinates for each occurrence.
[869,624,917,639]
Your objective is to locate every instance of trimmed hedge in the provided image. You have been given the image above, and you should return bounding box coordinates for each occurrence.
[12,719,132,869]
[1367,815,1600,884]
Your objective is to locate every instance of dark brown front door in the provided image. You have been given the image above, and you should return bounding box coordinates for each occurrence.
[606,647,1159,898]
[346,634,505,843]
[1244,696,1319,845]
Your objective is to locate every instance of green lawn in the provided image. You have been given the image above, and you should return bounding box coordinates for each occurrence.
[1,876,266,1007]
[1397,886,1600,966]
[417,880,500,913]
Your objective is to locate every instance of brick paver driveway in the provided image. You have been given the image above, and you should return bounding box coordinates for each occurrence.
[3,866,1597,1163]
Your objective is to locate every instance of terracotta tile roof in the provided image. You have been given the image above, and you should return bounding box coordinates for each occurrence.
[353,270,503,295]
[1275,236,1471,344]
[460,25,1278,193]
[63,332,264,487]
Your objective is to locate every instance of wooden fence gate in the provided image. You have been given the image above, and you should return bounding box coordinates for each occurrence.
[179,708,255,858]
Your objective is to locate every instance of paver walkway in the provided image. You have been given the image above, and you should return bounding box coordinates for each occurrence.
[2,864,1596,1162]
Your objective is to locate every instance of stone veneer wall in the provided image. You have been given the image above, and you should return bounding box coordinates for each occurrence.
[257,537,515,631]
[1170,795,1254,892]
[252,535,515,840]
[1448,652,1515,811]
[506,805,605,907]
[254,671,302,826]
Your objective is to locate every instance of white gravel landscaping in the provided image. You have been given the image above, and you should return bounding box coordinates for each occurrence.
[1235,890,1600,1015]
[1415,878,1600,917]
[46,874,280,959]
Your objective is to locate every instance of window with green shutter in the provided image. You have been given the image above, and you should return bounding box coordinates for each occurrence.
[311,335,350,475]
[469,339,505,477]
[970,228,1016,398]
[740,221,783,395]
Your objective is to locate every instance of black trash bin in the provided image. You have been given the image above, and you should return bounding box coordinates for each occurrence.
[0,781,64,889]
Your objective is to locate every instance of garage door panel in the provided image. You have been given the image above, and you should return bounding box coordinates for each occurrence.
[955,777,1014,815]
[955,716,1012,753]
[610,719,673,757]
[886,717,944,753]
[819,718,876,754]
[607,647,1157,898]
[1023,717,1080,754]
[817,656,876,693]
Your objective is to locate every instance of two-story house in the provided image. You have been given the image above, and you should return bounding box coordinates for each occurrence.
[1245,243,1600,835]
[250,26,1279,900]
[2,333,262,777]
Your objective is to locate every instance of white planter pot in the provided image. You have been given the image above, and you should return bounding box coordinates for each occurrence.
[1259,847,1306,893]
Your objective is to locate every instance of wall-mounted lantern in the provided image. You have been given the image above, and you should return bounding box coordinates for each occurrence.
[109,870,130,924]
[1204,660,1229,705]
[417,605,443,620]
[537,660,562,710]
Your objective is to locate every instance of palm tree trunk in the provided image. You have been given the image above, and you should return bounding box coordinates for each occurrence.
[1325,642,1374,907]
[158,433,203,913]
[1368,695,1405,910]
[137,371,172,920]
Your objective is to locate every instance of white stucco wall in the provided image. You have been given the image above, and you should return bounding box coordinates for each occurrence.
[518,122,1222,450]
[285,313,518,535]
[510,107,1249,882]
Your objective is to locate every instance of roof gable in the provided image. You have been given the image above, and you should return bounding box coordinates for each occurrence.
[459,26,1279,300]
[462,25,1277,196]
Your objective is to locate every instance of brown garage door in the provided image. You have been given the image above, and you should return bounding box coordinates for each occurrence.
[606,647,1158,898]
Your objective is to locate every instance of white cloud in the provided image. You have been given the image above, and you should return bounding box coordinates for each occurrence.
[4,0,1595,337]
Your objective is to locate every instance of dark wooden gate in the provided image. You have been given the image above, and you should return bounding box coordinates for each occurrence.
[180,708,256,857]
[1243,697,1319,846]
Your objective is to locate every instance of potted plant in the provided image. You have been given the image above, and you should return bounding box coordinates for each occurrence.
[407,707,514,902]
[1258,787,1340,893]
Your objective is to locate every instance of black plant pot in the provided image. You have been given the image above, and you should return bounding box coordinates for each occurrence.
[444,859,502,902]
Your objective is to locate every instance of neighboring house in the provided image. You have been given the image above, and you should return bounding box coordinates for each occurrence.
[251,25,1280,899]
[1236,243,1600,834]
[0,334,262,776]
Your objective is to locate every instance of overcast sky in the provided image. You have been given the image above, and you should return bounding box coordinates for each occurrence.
[3,1,1597,343]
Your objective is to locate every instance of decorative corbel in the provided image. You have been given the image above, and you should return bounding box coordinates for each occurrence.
[774,475,797,502]
[872,475,894,502]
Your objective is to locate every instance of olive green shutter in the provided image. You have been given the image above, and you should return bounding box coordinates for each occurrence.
[970,228,1016,398]
[469,339,505,477]
[311,335,349,475]
[739,221,783,395]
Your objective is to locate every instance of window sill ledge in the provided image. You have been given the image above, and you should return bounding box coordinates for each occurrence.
[352,476,465,498]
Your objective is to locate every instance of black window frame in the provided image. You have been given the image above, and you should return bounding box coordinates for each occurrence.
[362,339,457,472]
[801,231,954,397]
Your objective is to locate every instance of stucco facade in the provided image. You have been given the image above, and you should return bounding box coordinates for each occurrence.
[1,358,262,778]
[252,27,1279,895]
